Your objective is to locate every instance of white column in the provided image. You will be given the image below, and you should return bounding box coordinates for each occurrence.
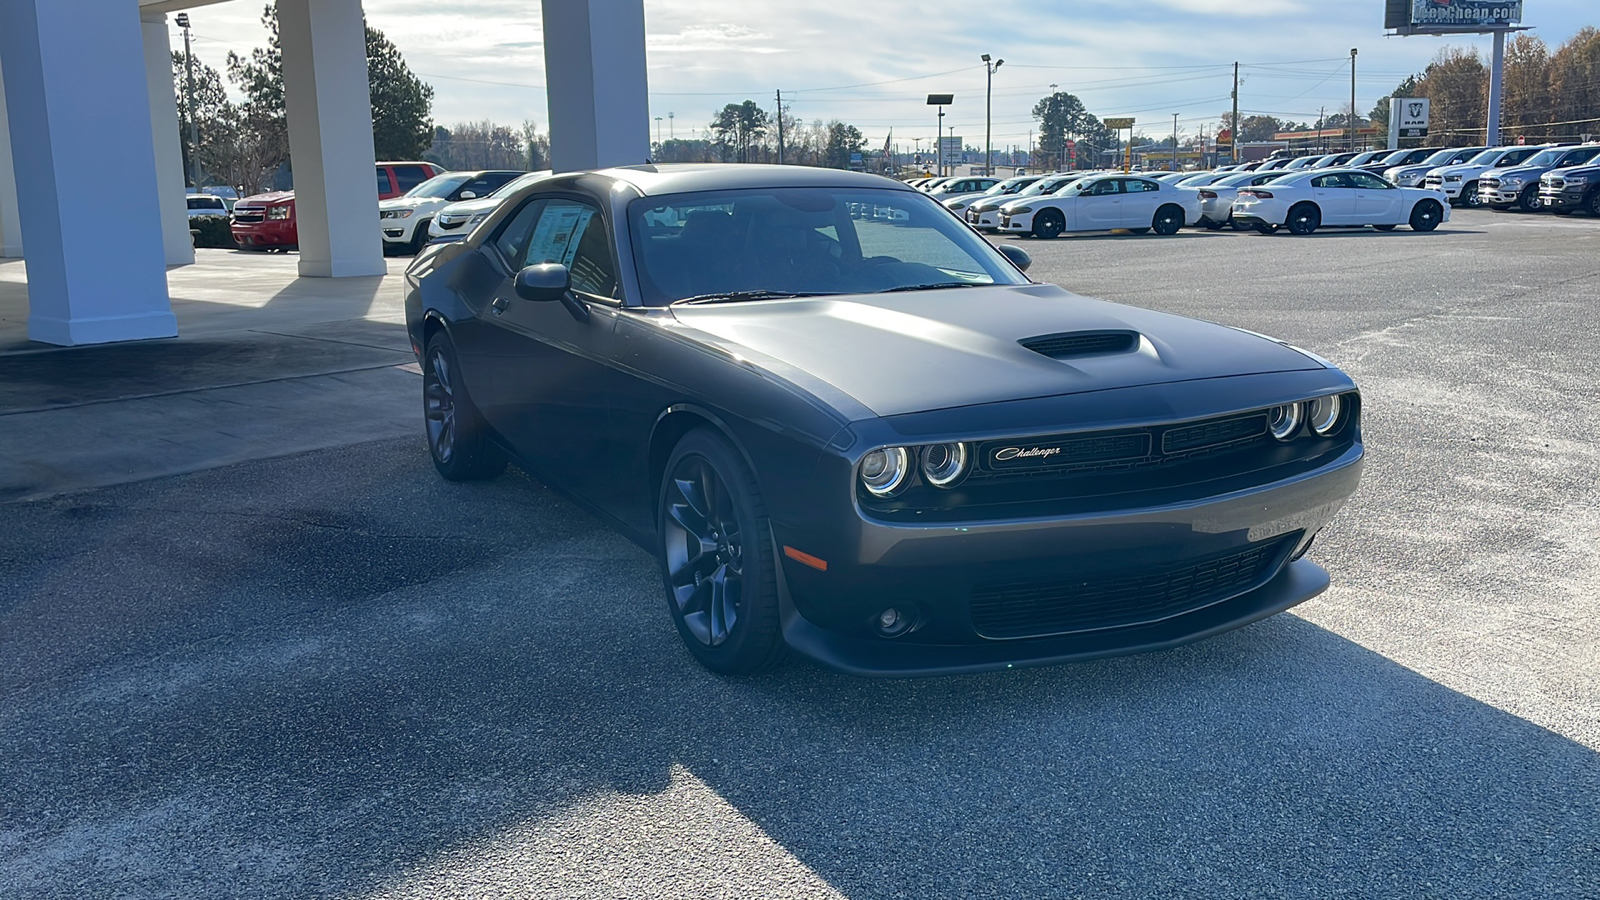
[142,11,195,267]
[542,0,650,172]
[0,58,24,258]
[1486,30,1506,148]
[278,0,384,278]
[0,0,176,345]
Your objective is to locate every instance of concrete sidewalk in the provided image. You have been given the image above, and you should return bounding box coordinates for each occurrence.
[0,250,423,501]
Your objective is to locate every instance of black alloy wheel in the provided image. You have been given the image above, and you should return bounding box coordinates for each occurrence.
[423,334,506,481]
[1587,190,1600,217]
[1032,209,1065,239]
[1517,185,1541,212]
[1462,182,1481,207]
[1254,223,1280,235]
[1152,205,1184,235]
[1409,200,1443,232]
[659,430,785,675]
[1287,203,1321,235]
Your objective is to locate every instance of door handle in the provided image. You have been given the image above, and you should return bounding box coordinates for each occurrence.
[490,297,509,315]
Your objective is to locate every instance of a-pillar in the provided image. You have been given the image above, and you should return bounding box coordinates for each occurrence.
[542,0,650,172]
[0,60,23,259]
[141,11,195,267]
[278,0,385,278]
[0,0,176,344]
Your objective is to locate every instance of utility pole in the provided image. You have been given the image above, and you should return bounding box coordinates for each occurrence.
[1350,48,1359,152]
[1232,62,1240,164]
[177,12,199,189]
[1487,31,1505,145]
[1172,113,1180,172]
[668,112,674,140]
[1318,105,1326,153]
[655,116,663,152]
[775,90,784,165]
[981,54,1003,176]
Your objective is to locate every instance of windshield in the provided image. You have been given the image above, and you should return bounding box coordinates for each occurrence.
[406,173,471,199]
[1216,172,1266,187]
[489,171,552,198]
[1376,150,1411,165]
[1348,151,1381,166]
[1469,149,1505,165]
[1421,149,1459,165]
[987,177,1036,196]
[1177,173,1221,187]
[628,187,1028,306]
[1523,149,1564,167]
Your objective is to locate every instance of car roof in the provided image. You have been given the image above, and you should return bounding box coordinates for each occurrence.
[585,163,917,197]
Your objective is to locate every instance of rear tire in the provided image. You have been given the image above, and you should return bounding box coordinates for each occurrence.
[1409,200,1443,232]
[658,430,786,676]
[1032,209,1065,239]
[1286,203,1320,235]
[1151,205,1184,235]
[423,333,507,482]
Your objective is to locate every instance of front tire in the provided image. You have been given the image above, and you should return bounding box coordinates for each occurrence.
[1517,185,1541,212]
[1587,190,1600,217]
[1410,200,1443,232]
[423,333,507,481]
[1031,209,1065,239]
[658,430,786,675]
[1152,204,1184,235]
[409,220,433,255]
[1287,203,1320,235]
[1462,182,1481,207]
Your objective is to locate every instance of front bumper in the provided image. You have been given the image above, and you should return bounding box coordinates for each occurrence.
[1539,187,1588,209]
[230,221,296,247]
[1426,179,1464,199]
[997,212,1035,233]
[772,440,1364,677]
[966,208,1001,231]
[1480,182,1527,206]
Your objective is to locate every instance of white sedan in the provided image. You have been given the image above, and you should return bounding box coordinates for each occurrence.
[1230,168,1449,235]
[1194,170,1291,229]
[998,173,1201,238]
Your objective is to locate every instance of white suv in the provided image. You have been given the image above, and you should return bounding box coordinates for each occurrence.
[378,170,524,255]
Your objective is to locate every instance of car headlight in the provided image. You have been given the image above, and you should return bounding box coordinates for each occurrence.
[860,447,911,497]
[1500,176,1524,187]
[1009,206,1032,214]
[1444,175,1463,182]
[1566,175,1589,185]
[948,202,967,210]
[468,213,489,226]
[266,205,291,220]
[1268,403,1304,441]
[381,209,415,219]
[1305,395,1345,436]
[920,443,971,488]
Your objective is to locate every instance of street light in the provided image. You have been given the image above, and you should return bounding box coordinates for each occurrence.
[655,116,663,150]
[176,12,199,190]
[1172,113,1180,172]
[927,93,953,176]
[982,54,1003,176]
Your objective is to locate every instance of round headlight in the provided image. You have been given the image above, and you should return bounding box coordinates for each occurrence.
[859,447,911,497]
[920,442,970,488]
[1307,394,1344,436]
[1268,403,1304,441]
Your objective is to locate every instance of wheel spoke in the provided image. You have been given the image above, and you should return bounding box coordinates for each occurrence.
[709,563,739,645]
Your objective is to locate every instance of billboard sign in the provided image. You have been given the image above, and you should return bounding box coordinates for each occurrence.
[1104,117,1135,130]
[940,136,962,164]
[1397,98,1430,138]
[1388,0,1523,32]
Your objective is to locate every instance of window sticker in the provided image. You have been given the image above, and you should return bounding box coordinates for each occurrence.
[524,204,595,267]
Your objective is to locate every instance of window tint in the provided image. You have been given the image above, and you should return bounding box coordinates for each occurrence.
[1312,173,1352,188]
[1085,179,1121,196]
[1347,171,1391,190]
[493,198,545,264]
[521,199,617,298]
[393,165,431,193]
[1124,179,1160,192]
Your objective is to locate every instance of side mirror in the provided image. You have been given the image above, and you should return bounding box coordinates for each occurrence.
[457,190,477,200]
[996,244,1031,273]
[514,263,571,302]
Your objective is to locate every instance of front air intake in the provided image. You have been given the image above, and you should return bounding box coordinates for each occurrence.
[1019,330,1138,360]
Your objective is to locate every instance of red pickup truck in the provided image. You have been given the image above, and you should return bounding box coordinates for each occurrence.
[231,161,446,251]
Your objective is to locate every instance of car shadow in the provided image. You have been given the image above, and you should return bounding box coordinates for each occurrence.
[2,443,1596,897]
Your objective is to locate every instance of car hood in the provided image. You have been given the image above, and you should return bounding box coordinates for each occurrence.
[1484,165,1545,180]
[380,196,448,211]
[667,284,1322,417]
[1544,164,1600,178]
[436,197,504,217]
[237,191,294,206]
[1431,163,1490,178]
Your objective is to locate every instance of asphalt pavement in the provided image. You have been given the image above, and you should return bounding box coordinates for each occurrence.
[2,209,1598,898]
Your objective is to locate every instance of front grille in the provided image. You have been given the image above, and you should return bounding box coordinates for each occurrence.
[1162,413,1267,453]
[969,537,1292,639]
[965,411,1271,483]
[1481,178,1501,190]
[232,208,265,224]
[1020,330,1138,359]
[1544,179,1565,190]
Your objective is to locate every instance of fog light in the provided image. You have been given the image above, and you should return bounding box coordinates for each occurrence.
[876,607,913,637]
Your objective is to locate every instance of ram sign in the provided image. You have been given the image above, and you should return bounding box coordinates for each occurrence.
[1386,0,1524,32]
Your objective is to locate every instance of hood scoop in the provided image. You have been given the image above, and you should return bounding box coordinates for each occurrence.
[1019,330,1139,360]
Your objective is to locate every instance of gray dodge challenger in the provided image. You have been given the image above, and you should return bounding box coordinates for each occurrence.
[403,164,1364,677]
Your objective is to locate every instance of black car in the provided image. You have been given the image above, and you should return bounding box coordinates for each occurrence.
[403,164,1364,677]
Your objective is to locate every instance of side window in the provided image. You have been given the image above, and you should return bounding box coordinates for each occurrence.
[520,199,618,299]
[1349,172,1391,190]
[394,165,431,193]
[1129,180,1159,192]
[1087,180,1120,196]
[1313,173,1351,189]
[377,169,393,195]
[480,172,519,193]
[493,198,545,264]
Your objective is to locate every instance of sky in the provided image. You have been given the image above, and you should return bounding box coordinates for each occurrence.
[173,0,1596,151]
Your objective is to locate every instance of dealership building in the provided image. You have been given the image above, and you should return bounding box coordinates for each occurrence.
[0,0,647,346]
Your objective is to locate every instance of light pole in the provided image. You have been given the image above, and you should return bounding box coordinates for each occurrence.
[668,111,674,140]
[1172,113,1180,172]
[655,116,663,151]
[1048,83,1059,169]
[177,12,199,189]
[981,54,1003,176]
[1349,48,1358,152]
[927,93,953,177]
